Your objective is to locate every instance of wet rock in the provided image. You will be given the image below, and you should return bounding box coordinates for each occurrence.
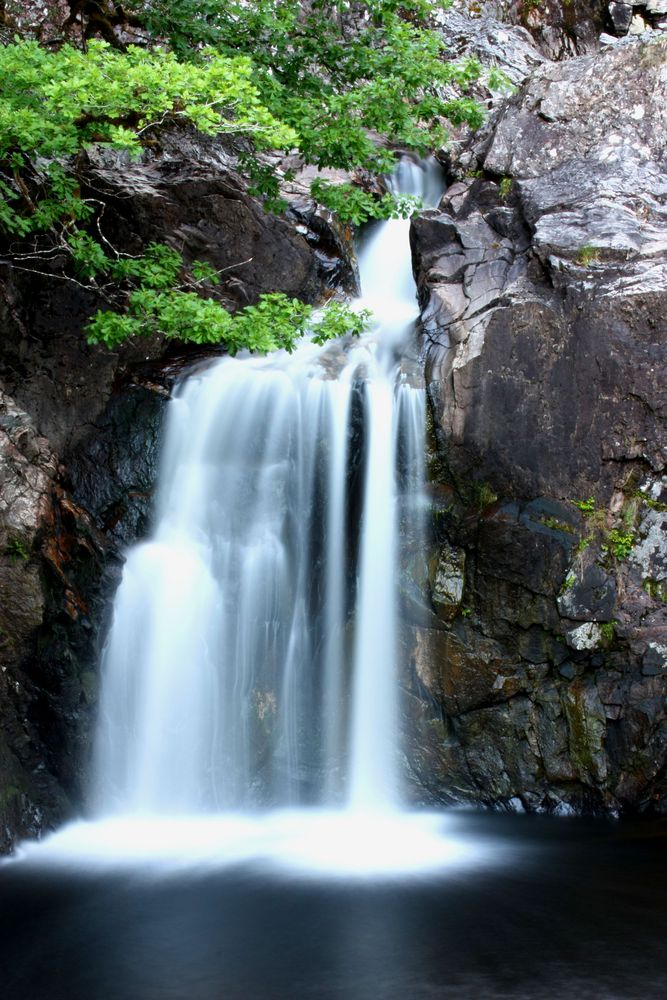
[415,39,667,502]
[0,130,355,458]
[465,0,609,59]
[408,35,667,815]
[434,8,547,91]
[0,392,72,850]
[642,642,667,675]
[84,130,355,313]
[0,391,55,664]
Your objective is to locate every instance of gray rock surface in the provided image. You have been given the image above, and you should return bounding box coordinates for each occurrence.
[435,8,547,90]
[454,0,609,59]
[406,36,667,815]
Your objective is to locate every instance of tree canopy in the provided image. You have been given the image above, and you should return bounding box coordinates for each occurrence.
[0,1,485,351]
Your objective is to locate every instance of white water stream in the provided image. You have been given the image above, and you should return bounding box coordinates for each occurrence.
[10,160,498,877]
[94,158,440,817]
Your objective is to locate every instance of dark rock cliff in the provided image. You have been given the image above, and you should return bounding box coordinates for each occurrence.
[0,132,356,852]
[405,33,667,815]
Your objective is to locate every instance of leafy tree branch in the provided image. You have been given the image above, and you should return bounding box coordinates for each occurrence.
[0,1,485,352]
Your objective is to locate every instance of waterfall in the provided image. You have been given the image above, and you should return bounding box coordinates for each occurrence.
[92,159,441,820]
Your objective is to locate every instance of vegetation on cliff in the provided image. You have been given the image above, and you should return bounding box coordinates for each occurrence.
[0,0,483,349]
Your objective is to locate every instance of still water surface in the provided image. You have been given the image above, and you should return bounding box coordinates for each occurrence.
[1,813,666,1000]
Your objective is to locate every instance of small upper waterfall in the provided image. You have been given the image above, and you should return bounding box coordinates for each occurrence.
[92,158,442,820]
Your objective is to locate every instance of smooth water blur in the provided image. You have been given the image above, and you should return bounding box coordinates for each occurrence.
[3,816,667,1000]
[9,811,495,879]
[93,157,435,819]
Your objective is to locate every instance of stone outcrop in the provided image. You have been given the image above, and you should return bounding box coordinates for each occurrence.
[435,8,547,91]
[0,129,357,458]
[454,0,609,59]
[455,0,667,56]
[0,130,355,851]
[406,35,667,815]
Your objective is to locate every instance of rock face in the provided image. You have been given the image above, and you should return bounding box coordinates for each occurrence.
[0,130,356,458]
[0,131,355,851]
[435,8,547,88]
[406,36,667,815]
[0,391,66,849]
[457,0,609,59]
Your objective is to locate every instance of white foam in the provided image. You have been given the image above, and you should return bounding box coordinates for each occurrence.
[8,810,501,881]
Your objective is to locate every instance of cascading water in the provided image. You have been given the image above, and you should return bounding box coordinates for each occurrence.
[12,159,493,876]
[94,159,439,818]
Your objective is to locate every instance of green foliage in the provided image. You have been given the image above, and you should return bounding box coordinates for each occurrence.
[0,39,294,235]
[540,516,574,534]
[572,496,596,514]
[311,179,421,226]
[88,288,370,353]
[5,536,30,562]
[72,229,370,356]
[635,491,667,513]
[190,261,221,286]
[643,579,667,603]
[0,2,485,357]
[0,3,486,238]
[560,572,576,594]
[576,245,601,267]
[599,621,616,643]
[82,239,370,351]
[310,302,372,345]
[125,0,483,176]
[111,244,184,289]
[498,176,512,201]
[473,482,498,511]
[575,537,591,554]
[486,66,514,93]
[602,528,635,561]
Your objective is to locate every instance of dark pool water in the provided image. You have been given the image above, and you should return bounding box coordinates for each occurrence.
[1,813,666,1000]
